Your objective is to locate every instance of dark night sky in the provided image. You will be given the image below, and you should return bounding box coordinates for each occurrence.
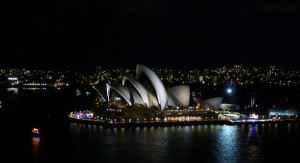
[1,1,300,70]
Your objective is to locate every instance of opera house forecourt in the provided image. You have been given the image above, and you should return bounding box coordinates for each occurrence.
[68,64,296,127]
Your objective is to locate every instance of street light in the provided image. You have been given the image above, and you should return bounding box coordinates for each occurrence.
[227,88,232,94]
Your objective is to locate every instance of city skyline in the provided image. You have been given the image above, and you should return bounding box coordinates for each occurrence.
[1,63,299,87]
[2,1,299,70]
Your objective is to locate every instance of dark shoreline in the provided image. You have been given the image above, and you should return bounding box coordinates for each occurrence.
[67,116,300,128]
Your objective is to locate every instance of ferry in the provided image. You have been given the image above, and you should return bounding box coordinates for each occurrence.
[32,128,40,137]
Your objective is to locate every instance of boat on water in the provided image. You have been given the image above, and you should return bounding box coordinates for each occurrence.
[32,128,40,137]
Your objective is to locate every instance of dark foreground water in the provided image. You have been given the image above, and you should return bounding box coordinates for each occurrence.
[0,87,300,163]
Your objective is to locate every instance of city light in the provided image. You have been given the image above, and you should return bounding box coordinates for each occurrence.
[227,88,232,94]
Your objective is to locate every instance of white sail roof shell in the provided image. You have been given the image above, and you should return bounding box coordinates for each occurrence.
[136,64,168,110]
[107,84,132,106]
[167,85,190,108]
[122,74,150,108]
[92,85,109,102]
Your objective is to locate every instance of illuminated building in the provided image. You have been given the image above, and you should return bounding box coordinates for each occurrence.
[93,64,223,111]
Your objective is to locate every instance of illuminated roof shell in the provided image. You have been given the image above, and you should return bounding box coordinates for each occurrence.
[193,97,223,110]
[130,88,145,105]
[107,84,132,106]
[122,74,150,108]
[92,85,109,102]
[167,85,190,108]
[206,97,223,110]
[136,64,168,110]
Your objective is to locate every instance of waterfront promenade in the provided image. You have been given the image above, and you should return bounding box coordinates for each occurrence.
[67,114,300,128]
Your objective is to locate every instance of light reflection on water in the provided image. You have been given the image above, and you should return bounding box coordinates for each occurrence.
[216,125,240,163]
[32,123,300,163]
[32,137,40,163]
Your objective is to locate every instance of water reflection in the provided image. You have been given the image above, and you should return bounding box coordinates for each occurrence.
[34,123,300,162]
[249,124,259,145]
[246,124,263,162]
[216,125,240,163]
[32,137,40,163]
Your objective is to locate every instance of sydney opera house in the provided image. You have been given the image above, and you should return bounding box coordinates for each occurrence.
[92,64,223,120]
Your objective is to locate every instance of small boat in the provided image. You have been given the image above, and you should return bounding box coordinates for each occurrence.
[32,128,40,137]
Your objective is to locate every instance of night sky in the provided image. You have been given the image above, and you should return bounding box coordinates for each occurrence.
[2,1,300,70]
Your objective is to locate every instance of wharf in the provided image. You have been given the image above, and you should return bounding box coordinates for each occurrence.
[68,115,300,127]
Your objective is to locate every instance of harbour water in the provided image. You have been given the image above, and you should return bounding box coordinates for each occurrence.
[0,87,300,163]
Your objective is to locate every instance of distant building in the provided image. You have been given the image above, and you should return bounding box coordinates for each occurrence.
[220,103,240,111]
